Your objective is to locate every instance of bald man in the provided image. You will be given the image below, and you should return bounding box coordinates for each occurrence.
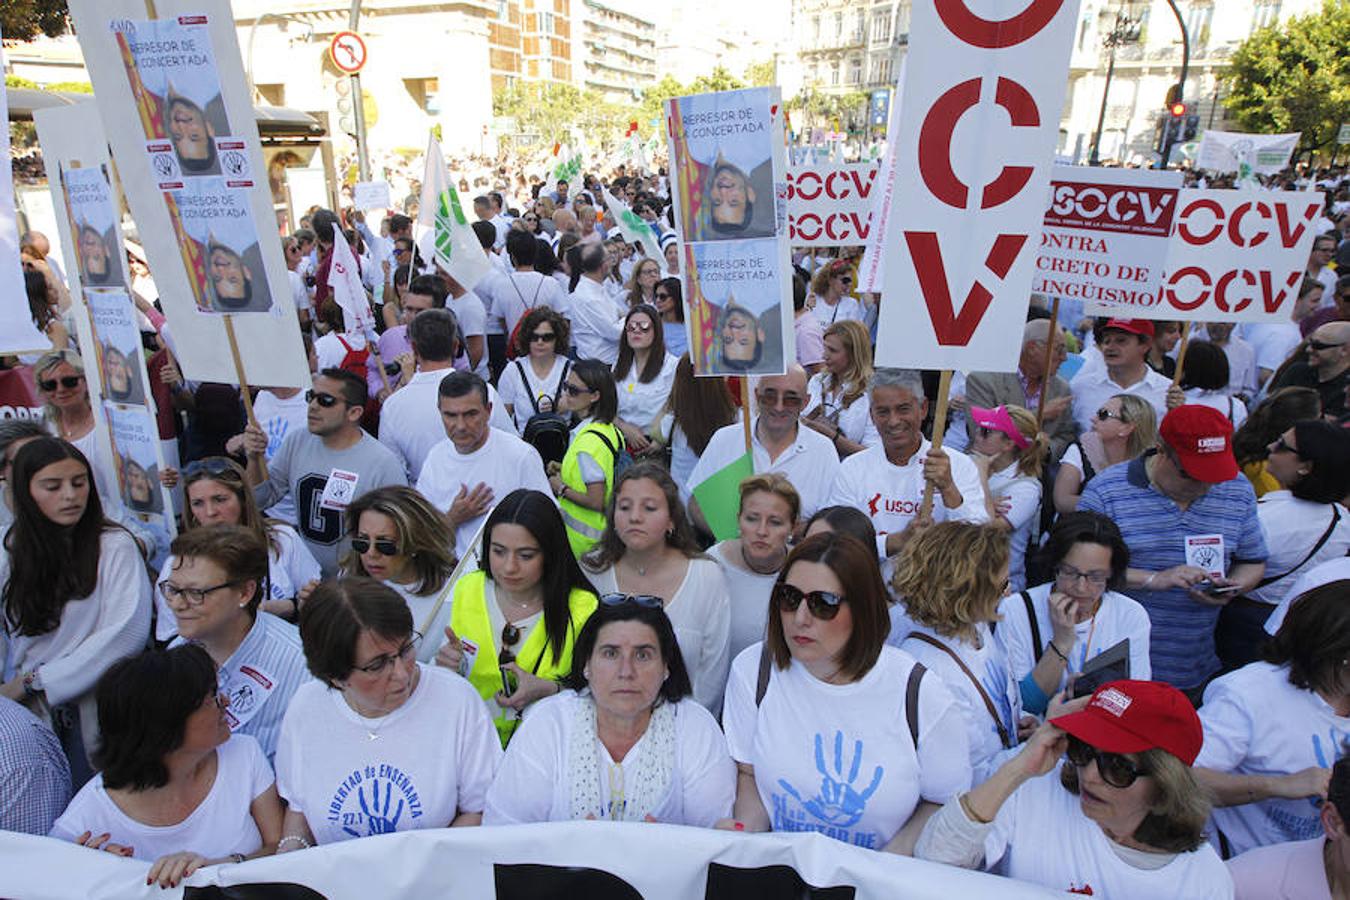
[686,364,841,528]
[1268,321,1350,418]
[965,318,1077,457]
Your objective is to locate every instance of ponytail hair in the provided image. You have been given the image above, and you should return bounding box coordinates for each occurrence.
[1005,405,1049,480]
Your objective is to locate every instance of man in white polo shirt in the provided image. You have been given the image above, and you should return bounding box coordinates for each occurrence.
[828,368,987,562]
[415,371,552,557]
[687,365,840,526]
[1070,318,1171,435]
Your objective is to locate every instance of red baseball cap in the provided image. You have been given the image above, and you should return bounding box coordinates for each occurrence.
[1051,680,1203,765]
[1102,318,1155,339]
[1160,404,1238,483]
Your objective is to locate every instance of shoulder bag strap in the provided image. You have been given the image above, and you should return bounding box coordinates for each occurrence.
[550,360,571,408]
[515,360,542,415]
[905,662,926,748]
[1255,504,1341,588]
[908,632,1012,748]
[755,641,772,707]
[1021,591,1043,659]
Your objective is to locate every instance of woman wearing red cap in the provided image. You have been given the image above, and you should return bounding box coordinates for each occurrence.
[916,679,1231,898]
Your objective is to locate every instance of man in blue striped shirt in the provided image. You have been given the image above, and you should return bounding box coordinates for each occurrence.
[1080,405,1266,701]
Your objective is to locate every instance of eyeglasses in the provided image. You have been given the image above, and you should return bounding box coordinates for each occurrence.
[524,215,538,222]
[1066,735,1148,789]
[159,579,240,606]
[353,632,422,675]
[626,320,653,333]
[654,291,671,300]
[599,592,664,609]
[772,582,844,620]
[183,457,237,481]
[39,375,83,392]
[1055,564,1110,587]
[561,381,595,396]
[305,389,341,408]
[757,390,805,410]
[1095,408,1124,422]
[285,244,300,254]
[528,331,558,343]
[1308,340,1345,352]
[351,536,400,556]
[1271,436,1303,458]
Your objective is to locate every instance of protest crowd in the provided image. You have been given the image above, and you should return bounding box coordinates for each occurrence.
[6,83,1350,897]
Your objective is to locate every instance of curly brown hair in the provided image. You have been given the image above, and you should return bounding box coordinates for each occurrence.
[511,306,571,358]
[891,521,1009,640]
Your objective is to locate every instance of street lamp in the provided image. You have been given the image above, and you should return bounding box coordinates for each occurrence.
[1088,3,1142,167]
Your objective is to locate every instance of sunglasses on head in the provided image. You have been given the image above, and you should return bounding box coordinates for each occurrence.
[39,375,83,391]
[351,536,399,556]
[599,592,664,609]
[772,582,844,620]
[305,389,341,408]
[529,331,558,343]
[1066,735,1148,789]
[183,457,237,480]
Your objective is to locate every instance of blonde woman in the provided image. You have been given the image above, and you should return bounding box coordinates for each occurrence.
[1053,393,1157,515]
[807,259,864,326]
[894,522,1023,782]
[968,404,1049,591]
[802,319,876,458]
[340,485,457,631]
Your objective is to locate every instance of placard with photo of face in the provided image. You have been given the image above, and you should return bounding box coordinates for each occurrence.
[86,291,152,407]
[104,402,168,518]
[60,166,127,288]
[165,176,274,314]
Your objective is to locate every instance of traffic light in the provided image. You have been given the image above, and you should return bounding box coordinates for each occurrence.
[1183,114,1200,141]
[1165,82,1183,107]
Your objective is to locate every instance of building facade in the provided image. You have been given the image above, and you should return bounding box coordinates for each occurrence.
[789,0,911,133]
[575,0,657,104]
[487,0,576,94]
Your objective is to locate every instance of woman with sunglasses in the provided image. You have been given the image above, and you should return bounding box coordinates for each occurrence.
[998,512,1151,717]
[708,474,799,662]
[582,463,731,713]
[341,486,456,633]
[498,308,572,435]
[49,645,284,889]
[551,360,624,558]
[1232,386,1323,498]
[968,404,1049,591]
[483,595,733,826]
[1246,422,1350,640]
[1054,394,1157,515]
[802,320,877,459]
[435,490,598,747]
[721,531,971,851]
[894,521,1024,782]
[653,277,688,359]
[807,259,864,327]
[0,438,151,784]
[276,578,501,848]
[613,305,678,458]
[153,457,320,639]
[917,679,1228,897]
[624,258,662,309]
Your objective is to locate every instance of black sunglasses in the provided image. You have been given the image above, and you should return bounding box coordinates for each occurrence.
[351,536,399,556]
[600,592,664,609]
[39,375,83,391]
[561,381,594,396]
[1271,436,1303,458]
[772,582,844,620]
[528,331,558,343]
[1096,408,1124,422]
[184,457,237,480]
[305,389,341,408]
[1308,339,1344,352]
[1066,735,1148,789]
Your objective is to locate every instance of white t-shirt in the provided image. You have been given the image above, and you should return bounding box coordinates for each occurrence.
[1227,837,1331,900]
[984,769,1233,898]
[251,390,310,524]
[587,560,731,714]
[287,269,310,312]
[497,356,570,433]
[314,331,367,372]
[1246,322,1303,377]
[275,664,501,844]
[415,428,552,557]
[448,290,490,379]
[1195,661,1350,857]
[1265,555,1350,634]
[809,294,864,327]
[50,734,273,862]
[804,374,879,448]
[384,578,451,636]
[1249,493,1350,607]
[898,622,1021,782]
[482,270,569,336]
[615,353,678,432]
[688,420,841,522]
[569,276,626,365]
[1070,365,1171,436]
[1184,388,1248,429]
[154,525,321,642]
[986,463,1042,592]
[706,542,777,663]
[376,370,514,481]
[723,643,971,850]
[482,691,735,827]
[997,583,1152,698]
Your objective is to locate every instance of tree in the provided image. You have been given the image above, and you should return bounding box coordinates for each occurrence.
[743,60,776,87]
[493,82,626,146]
[688,66,744,95]
[0,0,67,41]
[1223,0,1350,152]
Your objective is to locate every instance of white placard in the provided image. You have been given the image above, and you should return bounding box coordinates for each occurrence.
[874,0,1083,372]
[1195,130,1300,177]
[353,179,392,211]
[786,162,880,247]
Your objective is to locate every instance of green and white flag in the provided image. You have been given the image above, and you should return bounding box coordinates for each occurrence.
[601,185,663,264]
[543,143,584,199]
[415,134,493,290]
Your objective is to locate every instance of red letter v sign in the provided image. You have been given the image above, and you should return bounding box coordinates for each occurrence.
[902,232,1028,345]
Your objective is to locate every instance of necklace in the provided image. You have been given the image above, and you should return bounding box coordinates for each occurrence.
[739,543,782,576]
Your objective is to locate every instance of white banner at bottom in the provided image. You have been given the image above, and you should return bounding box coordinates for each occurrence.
[1,821,1056,899]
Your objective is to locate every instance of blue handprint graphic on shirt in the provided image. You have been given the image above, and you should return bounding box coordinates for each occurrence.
[264,417,290,458]
[1310,730,1350,811]
[778,731,883,828]
[341,779,405,837]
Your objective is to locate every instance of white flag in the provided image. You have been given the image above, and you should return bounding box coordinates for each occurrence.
[415,135,493,290]
[326,228,375,337]
[601,186,664,264]
[543,143,584,199]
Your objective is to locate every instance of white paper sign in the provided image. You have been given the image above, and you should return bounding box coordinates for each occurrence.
[874,0,1083,371]
[319,468,360,510]
[1196,130,1300,177]
[786,162,880,247]
[1185,533,1226,579]
[353,179,392,211]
